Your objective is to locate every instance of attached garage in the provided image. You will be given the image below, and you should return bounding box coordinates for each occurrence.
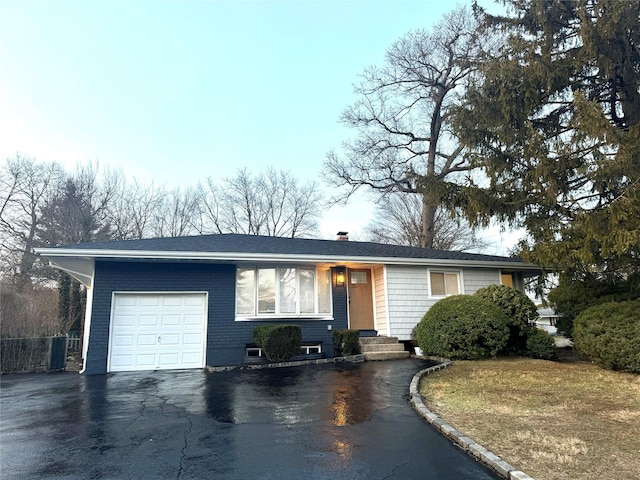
[108,292,207,372]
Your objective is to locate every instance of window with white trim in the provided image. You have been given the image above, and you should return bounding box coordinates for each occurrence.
[236,266,332,317]
[429,271,461,296]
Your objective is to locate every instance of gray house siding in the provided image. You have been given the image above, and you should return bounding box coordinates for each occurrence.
[462,267,502,295]
[86,261,348,375]
[386,265,430,341]
[385,265,508,341]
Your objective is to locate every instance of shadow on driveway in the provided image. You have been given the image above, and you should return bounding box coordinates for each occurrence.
[0,359,499,479]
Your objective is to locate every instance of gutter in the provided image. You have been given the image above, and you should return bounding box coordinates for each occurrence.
[34,248,542,272]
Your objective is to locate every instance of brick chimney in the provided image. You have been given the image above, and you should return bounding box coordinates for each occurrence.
[336,231,349,241]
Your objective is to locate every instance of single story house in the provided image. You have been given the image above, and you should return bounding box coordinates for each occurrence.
[35,233,541,374]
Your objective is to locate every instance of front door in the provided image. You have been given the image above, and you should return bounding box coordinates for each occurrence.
[348,269,374,330]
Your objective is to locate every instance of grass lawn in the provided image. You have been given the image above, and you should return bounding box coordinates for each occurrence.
[418,357,640,480]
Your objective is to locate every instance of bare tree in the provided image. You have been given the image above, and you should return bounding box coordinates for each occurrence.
[198,168,323,238]
[152,187,201,238]
[108,176,166,240]
[324,6,490,248]
[38,161,120,246]
[0,155,65,288]
[365,193,487,251]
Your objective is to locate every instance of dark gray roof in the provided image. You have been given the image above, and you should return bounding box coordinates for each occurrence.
[52,233,525,264]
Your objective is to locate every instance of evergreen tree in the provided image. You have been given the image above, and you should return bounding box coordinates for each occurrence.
[454,0,640,280]
[57,271,71,330]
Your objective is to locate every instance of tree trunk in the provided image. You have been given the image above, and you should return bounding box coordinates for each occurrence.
[420,192,437,249]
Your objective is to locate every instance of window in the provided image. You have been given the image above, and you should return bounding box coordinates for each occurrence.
[350,271,368,284]
[430,271,460,296]
[501,273,514,288]
[236,267,332,317]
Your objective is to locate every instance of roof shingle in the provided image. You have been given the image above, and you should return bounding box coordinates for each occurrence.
[51,233,524,264]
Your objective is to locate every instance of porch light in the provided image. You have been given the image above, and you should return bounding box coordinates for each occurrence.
[335,270,346,287]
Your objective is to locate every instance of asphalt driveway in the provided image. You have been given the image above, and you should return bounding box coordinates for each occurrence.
[0,359,499,479]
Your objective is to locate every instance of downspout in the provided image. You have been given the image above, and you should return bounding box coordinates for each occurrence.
[79,277,94,374]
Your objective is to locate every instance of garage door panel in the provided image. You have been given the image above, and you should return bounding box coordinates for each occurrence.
[140,296,162,307]
[113,315,136,327]
[180,353,203,367]
[109,293,207,372]
[112,334,134,347]
[136,334,158,346]
[134,354,157,367]
[184,314,204,326]
[160,334,180,346]
[185,295,205,307]
[183,333,202,345]
[139,315,159,327]
[158,353,180,366]
[161,314,181,326]
[115,296,137,307]
[162,296,182,307]
[110,354,134,368]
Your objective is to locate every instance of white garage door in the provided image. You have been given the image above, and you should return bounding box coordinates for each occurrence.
[108,293,207,372]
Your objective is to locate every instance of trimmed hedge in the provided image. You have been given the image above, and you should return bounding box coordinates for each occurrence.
[474,284,539,354]
[253,324,302,362]
[526,328,557,360]
[573,299,640,373]
[416,295,510,360]
[332,329,360,356]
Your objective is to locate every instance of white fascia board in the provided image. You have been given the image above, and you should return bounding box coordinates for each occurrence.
[35,248,541,272]
[42,256,95,287]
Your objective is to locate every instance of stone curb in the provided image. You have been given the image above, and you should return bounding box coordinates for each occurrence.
[409,357,535,480]
[205,354,365,372]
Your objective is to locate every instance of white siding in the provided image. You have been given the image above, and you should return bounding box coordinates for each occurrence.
[373,265,389,336]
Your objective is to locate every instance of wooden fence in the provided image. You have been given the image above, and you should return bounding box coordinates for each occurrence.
[66,335,81,352]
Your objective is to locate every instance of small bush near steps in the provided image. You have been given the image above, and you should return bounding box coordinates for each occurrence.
[332,329,360,356]
[252,324,302,362]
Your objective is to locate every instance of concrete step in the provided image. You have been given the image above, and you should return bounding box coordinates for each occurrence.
[359,336,400,345]
[362,351,411,361]
[359,343,407,353]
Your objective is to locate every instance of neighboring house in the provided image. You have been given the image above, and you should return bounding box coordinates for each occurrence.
[536,307,561,335]
[35,233,541,374]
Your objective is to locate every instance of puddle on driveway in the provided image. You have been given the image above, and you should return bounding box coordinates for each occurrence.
[204,363,394,426]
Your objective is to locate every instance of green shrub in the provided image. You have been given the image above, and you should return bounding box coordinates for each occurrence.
[526,328,557,360]
[332,329,360,356]
[416,295,510,360]
[474,284,539,354]
[253,325,272,350]
[573,299,640,373]
[548,272,640,337]
[252,324,302,362]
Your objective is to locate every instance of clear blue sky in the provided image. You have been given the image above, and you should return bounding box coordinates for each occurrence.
[1,0,516,250]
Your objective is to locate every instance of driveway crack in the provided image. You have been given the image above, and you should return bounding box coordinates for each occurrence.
[176,414,194,479]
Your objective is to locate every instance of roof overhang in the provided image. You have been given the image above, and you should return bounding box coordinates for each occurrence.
[39,255,95,287]
[35,247,543,279]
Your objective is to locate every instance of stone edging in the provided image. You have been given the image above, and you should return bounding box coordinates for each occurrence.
[409,358,535,480]
[206,354,365,372]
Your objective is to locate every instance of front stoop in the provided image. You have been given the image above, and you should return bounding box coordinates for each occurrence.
[359,336,410,361]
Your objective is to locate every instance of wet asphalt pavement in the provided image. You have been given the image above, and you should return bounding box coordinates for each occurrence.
[0,359,499,479]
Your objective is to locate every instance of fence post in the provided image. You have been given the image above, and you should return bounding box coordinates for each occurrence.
[47,335,68,371]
